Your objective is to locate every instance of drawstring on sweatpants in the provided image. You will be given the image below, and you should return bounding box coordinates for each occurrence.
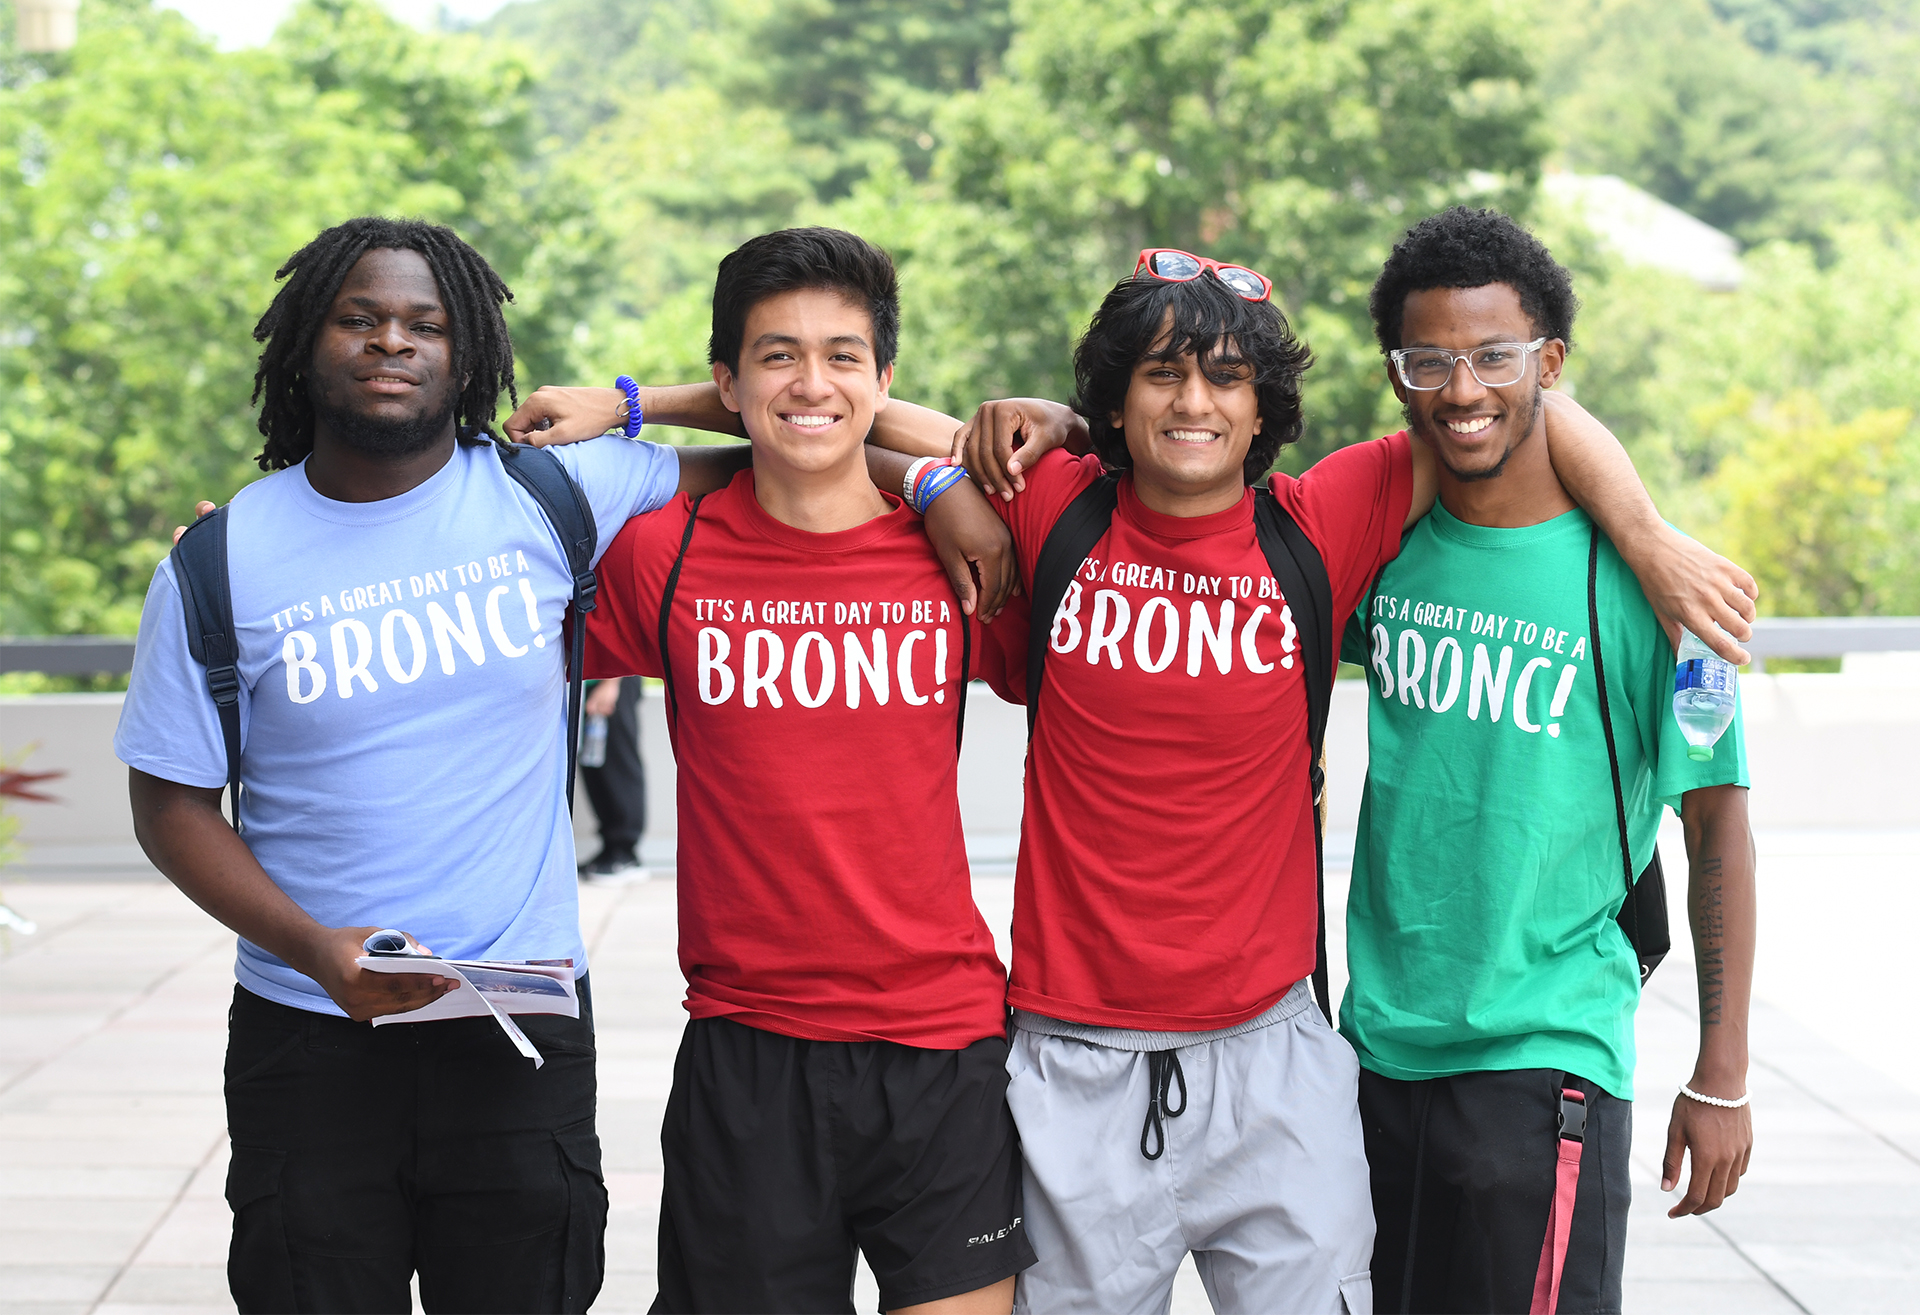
[1140,1049,1188,1160]
[1399,1081,1437,1315]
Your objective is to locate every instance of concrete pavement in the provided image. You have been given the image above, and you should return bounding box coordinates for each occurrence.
[2,827,1915,1313]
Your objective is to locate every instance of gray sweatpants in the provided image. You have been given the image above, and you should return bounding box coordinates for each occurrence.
[1006,980,1374,1315]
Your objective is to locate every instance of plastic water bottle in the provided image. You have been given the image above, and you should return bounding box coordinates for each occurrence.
[578,714,609,768]
[1672,629,1737,761]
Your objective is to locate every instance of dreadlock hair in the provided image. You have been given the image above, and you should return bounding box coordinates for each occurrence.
[250,217,517,471]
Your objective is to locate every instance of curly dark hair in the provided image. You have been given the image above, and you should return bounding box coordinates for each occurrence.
[1369,207,1578,354]
[709,227,900,376]
[250,217,516,470]
[1072,273,1312,484]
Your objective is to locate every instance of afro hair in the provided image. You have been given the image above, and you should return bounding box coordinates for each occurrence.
[1369,207,1577,354]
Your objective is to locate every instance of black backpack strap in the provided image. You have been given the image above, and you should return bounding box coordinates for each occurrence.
[1252,490,1335,786]
[170,507,244,830]
[657,496,704,732]
[1026,474,1122,736]
[493,440,598,812]
[1252,487,1337,1022]
[1587,527,1636,902]
[1587,527,1669,984]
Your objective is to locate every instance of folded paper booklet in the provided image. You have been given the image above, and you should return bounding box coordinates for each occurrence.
[355,930,578,1067]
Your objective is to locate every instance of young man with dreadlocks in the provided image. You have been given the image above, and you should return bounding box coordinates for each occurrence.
[114,217,761,1314]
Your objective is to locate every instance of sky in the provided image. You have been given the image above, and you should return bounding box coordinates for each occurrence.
[164,0,513,49]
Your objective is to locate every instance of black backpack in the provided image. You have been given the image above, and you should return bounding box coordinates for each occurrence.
[1025,474,1339,1022]
[169,436,600,831]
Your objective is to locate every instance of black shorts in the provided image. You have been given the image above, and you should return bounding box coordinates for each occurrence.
[652,1016,1037,1313]
[223,982,606,1314]
[1360,1067,1632,1315]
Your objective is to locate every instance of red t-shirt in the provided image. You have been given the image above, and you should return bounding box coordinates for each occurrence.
[998,436,1413,1030]
[584,470,1018,1049]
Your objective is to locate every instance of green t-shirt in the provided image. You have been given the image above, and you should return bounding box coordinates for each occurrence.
[1337,504,1749,1099]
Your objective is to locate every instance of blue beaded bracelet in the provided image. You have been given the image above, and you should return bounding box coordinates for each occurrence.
[614,375,643,438]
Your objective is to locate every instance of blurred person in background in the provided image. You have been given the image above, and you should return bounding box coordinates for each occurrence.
[577,675,648,884]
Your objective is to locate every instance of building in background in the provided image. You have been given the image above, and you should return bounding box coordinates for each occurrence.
[1543,171,1745,291]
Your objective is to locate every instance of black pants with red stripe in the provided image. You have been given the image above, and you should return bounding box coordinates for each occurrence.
[1360,1067,1631,1314]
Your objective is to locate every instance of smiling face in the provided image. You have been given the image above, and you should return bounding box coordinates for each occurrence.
[1111,313,1263,513]
[306,248,461,459]
[714,287,892,476]
[1391,283,1564,483]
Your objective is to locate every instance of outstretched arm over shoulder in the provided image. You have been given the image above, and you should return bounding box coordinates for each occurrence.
[506,381,1018,619]
[503,384,750,496]
[1543,392,1758,664]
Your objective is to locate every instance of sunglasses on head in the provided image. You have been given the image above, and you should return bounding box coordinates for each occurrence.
[1135,248,1273,303]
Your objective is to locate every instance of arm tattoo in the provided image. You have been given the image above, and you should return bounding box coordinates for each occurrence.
[1694,854,1726,1025]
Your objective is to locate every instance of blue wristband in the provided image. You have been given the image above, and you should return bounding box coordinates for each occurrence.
[614,375,643,438]
[912,462,968,514]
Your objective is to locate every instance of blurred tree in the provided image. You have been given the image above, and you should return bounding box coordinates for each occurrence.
[712,0,1012,195]
[1546,0,1832,245]
[482,0,721,143]
[9,0,1919,636]
[1711,396,1918,615]
[834,0,1546,463]
[0,0,593,636]
[1543,0,1919,246]
[1556,218,1920,608]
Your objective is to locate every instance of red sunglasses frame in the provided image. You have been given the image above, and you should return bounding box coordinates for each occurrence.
[1134,248,1274,302]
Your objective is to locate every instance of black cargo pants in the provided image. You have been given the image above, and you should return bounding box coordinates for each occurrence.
[223,979,606,1314]
[1361,1067,1632,1315]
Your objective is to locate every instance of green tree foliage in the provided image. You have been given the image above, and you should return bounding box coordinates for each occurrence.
[1711,399,1918,616]
[0,0,594,636]
[1544,0,1920,244]
[6,0,1919,642]
[1558,218,1920,613]
[711,0,1013,193]
[832,0,1547,463]
[484,0,721,142]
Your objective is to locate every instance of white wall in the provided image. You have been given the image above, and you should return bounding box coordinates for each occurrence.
[5,670,1915,874]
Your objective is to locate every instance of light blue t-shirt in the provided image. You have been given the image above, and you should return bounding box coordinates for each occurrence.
[115,435,680,1014]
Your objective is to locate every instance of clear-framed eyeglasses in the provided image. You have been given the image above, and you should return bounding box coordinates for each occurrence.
[1389,338,1550,391]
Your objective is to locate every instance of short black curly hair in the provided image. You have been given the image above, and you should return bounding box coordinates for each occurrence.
[251,217,516,471]
[1369,207,1577,354]
[1072,273,1312,484]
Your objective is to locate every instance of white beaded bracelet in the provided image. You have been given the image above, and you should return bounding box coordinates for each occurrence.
[1679,1083,1750,1108]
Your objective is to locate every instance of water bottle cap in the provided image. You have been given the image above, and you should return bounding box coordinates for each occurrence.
[1687,745,1714,762]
